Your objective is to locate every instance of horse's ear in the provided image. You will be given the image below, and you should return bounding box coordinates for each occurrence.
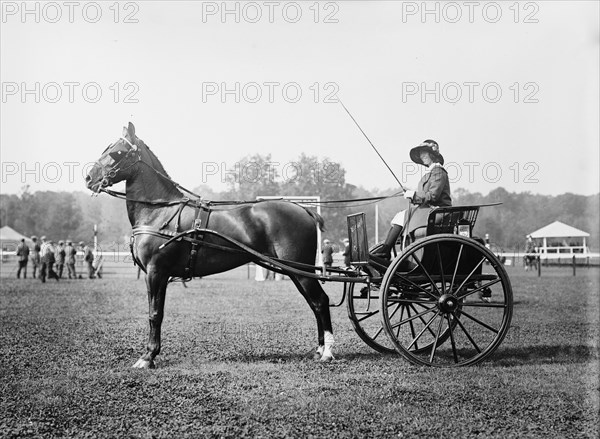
[127,122,136,139]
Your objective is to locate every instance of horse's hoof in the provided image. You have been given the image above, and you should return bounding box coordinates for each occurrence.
[320,354,334,363]
[131,358,155,369]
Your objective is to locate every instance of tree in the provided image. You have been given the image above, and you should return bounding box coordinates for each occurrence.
[222,153,281,201]
[280,154,357,243]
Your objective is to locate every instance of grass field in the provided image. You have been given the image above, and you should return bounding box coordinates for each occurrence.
[1,266,599,438]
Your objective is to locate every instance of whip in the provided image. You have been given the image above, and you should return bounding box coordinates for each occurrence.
[338,98,406,192]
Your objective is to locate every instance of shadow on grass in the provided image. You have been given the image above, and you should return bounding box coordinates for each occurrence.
[191,344,597,368]
[494,344,599,366]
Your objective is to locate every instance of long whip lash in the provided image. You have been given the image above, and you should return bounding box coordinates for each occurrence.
[338,98,406,192]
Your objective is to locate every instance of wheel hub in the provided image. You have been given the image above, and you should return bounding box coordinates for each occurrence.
[438,294,459,313]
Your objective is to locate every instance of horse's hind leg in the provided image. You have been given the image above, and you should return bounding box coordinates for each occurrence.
[291,275,335,362]
[132,268,169,369]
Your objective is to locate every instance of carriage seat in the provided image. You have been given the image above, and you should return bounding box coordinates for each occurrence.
[407,205,481,244]
[346,206,483,267]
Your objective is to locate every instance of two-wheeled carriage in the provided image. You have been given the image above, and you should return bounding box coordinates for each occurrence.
[164,203,513,368]
[344,205,513,367]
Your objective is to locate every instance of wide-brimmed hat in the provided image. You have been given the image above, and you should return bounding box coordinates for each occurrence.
[409,139,444,166]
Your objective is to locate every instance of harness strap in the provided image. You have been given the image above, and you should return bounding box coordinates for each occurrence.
[132,226,180,239]
[160,198,190,230]
[185,201,212,279]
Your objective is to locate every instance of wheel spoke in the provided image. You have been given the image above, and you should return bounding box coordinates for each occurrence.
[356,311,378,323]
[460,309,500,333]
[391,306,437,330]
[396,305,405,339]
[372,325,385,341]
[387,303,402,340]
[386,297,437,305]
[436,243,446,294]
[409,303,438,338]
[453,311,481,353]
[463,302,506,308]
[407,311,440,350]
[429,313,446,363]
[405,305,419,349]
[355,299,399,322]
[411,252,442,296]
[446,313,459,363]
[392,274,438,300]
[449,244,464,294]
[456,278,501,300]
[453,257,487,294]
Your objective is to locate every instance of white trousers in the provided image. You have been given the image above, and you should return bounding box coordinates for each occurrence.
[391,210,407,227]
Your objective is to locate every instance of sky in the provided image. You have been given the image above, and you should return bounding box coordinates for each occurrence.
[1,1,599,197]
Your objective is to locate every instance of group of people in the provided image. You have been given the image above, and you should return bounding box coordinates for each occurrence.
[321,238,352,271]
[15,236,97,282]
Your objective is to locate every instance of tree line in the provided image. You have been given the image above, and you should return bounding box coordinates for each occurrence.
[1,154,598,252]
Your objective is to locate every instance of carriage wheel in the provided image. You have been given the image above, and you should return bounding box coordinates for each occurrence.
[379,234,513,367]
[347,282,396,354]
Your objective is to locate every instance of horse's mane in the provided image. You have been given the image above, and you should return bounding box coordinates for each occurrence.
[137,139,172,178]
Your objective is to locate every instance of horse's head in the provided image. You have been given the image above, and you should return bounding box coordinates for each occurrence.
[86,122,141,193]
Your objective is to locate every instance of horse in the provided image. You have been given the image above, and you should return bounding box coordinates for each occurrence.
[524,253,538,271]
[86,123,335,368]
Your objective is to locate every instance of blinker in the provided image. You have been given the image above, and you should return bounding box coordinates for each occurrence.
[108,142,131,161]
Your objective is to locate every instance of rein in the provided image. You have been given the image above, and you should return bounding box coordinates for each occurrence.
[98,137,404,208]
[101,186,404,209]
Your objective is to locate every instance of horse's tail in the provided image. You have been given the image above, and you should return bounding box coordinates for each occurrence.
[304,207,325,232]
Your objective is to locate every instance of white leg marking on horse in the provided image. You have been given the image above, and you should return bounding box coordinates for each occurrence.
[321,331,335,362]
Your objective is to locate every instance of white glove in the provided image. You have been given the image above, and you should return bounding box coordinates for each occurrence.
[403,190,415,200]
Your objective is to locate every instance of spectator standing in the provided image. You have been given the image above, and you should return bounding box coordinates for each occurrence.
[30,236,41,278]
[16,238,30,278]
[80,241,95,279]
[40,237,59,283]
[65,240,77,279]
[342,238,351,269]
[55,241,66,279]
[524,236,537,271]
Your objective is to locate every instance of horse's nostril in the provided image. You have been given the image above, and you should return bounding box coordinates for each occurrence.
[85,175,91,182]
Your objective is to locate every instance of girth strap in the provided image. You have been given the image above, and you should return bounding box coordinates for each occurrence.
[131,201,212,281]
[186,201,211,278]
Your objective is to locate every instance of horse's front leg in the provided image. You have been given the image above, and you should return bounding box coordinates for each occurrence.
[132,267,169,369]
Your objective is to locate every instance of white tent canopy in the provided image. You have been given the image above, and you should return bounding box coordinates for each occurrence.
[527,221,590,239]
[0,226,33,251]
[527,221,590,255]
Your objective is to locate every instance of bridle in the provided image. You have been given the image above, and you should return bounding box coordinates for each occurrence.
[95,137,141,191]
[92,136,203,203]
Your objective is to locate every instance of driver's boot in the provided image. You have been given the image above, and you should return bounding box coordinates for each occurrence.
[370,225,403,260]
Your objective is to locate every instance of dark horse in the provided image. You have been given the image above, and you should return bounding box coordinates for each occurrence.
[86,123,335,368]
